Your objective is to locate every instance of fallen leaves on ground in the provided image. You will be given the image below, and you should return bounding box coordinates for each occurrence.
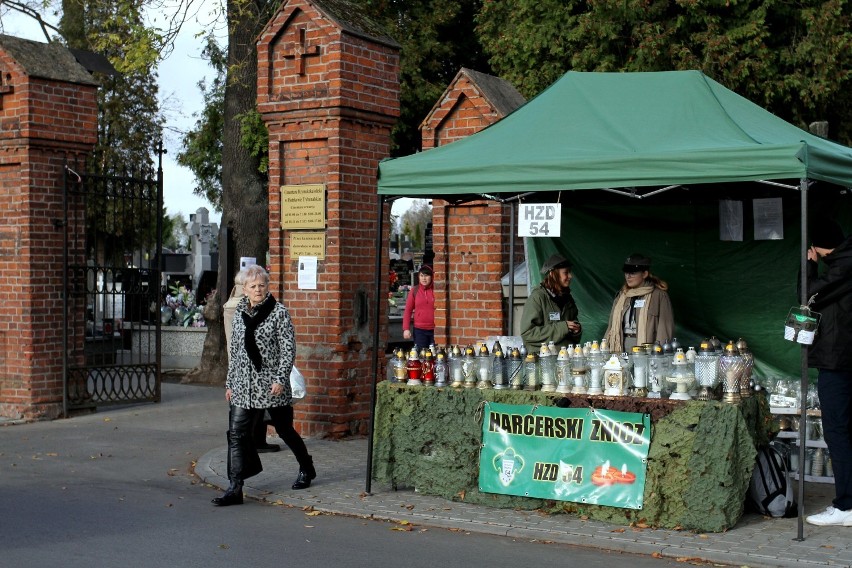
[391,520,414,532]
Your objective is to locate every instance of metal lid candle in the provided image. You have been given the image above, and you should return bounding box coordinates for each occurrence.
[555,346,572,394]
[406,347,422,386]
[695,340,720,400]
[433,350,448,388]
[476,343,493,389]
[630,346,648,397]
[539,343,556,392]
[508,346,524,390]
[666,348,696,400]
[585,343,602,395]
[462,345,477,388]
[718,341,744,404]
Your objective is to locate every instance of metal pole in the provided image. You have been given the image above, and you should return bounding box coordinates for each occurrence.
[508,201,515,335]
[366,194,385,494]
[155,142,164,401]
[62,165,70,418]
[796,177,809,541]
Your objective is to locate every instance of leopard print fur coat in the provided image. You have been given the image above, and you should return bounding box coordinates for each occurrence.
[226,293,296,408]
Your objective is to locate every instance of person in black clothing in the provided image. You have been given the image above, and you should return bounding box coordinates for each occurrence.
[803,219,852,526]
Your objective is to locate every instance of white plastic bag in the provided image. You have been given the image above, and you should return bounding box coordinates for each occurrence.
[290,366,306,404]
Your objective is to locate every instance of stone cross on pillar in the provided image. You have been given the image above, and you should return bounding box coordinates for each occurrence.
[186,207,218,291]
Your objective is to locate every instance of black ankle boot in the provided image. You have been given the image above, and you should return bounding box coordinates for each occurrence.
[212,481,244,506]
[292,470,312,490]
[292,456,316,490]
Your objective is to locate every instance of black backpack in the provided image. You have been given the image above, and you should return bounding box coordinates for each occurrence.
[746,441,797,518]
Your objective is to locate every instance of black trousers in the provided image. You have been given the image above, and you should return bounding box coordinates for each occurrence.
[817,369,852,510]
[226,406,263,483]
[266,405,312,470]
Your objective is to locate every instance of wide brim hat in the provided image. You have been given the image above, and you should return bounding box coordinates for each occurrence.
[622,253,651,273]
[540,254,572,275]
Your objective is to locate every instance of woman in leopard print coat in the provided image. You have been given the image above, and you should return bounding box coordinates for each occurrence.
[211,265,315,507]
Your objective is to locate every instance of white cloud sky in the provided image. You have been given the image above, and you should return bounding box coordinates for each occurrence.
[0,2,223,224]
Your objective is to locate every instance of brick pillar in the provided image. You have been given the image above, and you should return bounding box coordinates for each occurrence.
[421,69,525,346]
[258,1,399,437]
[0,37,98,419]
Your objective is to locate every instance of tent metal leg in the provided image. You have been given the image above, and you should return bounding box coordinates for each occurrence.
[796,177,809,541]
[366,194,385,495]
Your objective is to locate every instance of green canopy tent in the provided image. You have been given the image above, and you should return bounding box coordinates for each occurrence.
[378,70,852,194]
[374,70,852,368]
[368,71,852,535]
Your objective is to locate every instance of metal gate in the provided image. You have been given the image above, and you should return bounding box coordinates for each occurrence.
[63,157,163,412]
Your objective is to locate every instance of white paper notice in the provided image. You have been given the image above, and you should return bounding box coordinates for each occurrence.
[753,197,784,240]
[298,256,318,289]
[719,200,743,242]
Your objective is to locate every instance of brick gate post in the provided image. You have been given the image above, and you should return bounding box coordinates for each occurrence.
[0,36,98,420]
[257,1,399,437]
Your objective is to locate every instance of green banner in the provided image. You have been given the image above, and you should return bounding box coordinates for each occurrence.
[478,403,651,509]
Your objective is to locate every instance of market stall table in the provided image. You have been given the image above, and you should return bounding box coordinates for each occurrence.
[371,381,775,532]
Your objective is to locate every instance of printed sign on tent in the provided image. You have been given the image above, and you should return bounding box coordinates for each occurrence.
[518,203,561,237]
[479,403,650,509]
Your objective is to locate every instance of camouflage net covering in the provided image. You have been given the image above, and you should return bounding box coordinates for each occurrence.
[372,382,775,532]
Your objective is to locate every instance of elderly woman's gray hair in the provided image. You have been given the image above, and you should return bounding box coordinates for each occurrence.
[240,264,270,286]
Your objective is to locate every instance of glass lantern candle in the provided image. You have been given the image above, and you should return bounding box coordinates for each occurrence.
[599,338,611,361]
[555,346,572,393]
[406,347,422,386]
[736,337,754,399]
[476,343,493,389]
[433,351,448,388]
[585,344,602,394]
[647,344,666,398]
[450,345,464,388]
[523,353,539,391]
[421,349,435,386]
[392,348,407,383]
[718,341,744,404]
[694,340,720,400]
[508,347,524,390]
[491,347,507,389]
[539,343,557,392]
[462,346,477,388]
[630,346,648,397]
[603,354,627,396]
[666,348,696,400]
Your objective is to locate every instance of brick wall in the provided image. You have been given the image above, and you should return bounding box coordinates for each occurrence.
[421,73,505,150]
[0,49,97,420]
[423,72,525,347]
[259,0,399,438]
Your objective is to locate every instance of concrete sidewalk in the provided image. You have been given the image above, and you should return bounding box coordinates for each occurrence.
[196,436,852,568]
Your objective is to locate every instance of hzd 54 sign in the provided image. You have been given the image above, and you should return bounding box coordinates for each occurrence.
[518,203,561,237]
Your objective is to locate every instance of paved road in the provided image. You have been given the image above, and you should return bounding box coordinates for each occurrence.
[1,382,695,568]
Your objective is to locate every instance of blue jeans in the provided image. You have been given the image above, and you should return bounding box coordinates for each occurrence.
[817,369,852,510]
[413,327,435,352]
